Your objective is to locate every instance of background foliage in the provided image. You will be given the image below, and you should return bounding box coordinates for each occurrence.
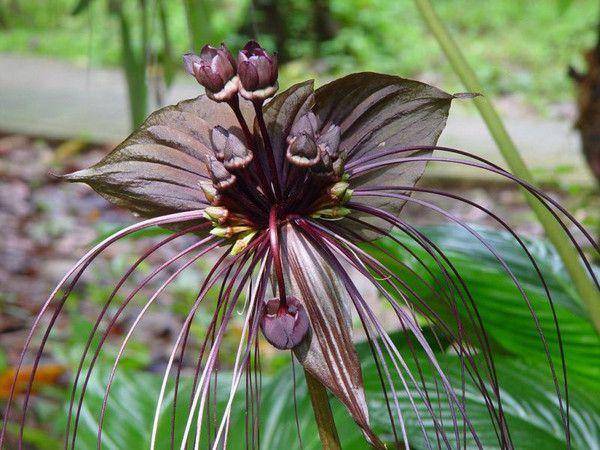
[0,0,598,108]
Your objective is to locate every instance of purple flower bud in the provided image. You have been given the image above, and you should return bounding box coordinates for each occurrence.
[205,155,236,190]
[210,126,253,169]
[317,124,341,159]
[311,147,335,179]
[286,133,320,167]
[260,296,309,350]
[210,126,230,161]
[183,44,238,102]
[237,40,279,101]
[288,112,318,144]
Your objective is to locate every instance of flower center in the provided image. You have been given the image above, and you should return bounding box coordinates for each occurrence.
[202,109,353,251]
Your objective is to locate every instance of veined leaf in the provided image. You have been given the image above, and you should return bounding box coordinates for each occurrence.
[69,340,599,449]
[369,225,600,388]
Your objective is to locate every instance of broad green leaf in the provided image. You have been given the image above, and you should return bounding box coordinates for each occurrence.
[69,343,599,449]
[370,225,600,387]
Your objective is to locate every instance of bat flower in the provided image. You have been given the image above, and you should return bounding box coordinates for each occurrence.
[2,40,598,450]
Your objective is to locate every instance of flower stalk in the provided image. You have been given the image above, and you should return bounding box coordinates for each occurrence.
[304,369,342,450]
[413,0,600,333]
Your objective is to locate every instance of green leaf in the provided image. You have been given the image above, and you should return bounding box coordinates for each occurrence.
[69,341,600,449]
[362,351,600,449]
[370,225,600,388]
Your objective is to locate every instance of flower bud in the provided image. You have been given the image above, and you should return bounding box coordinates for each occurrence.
[210,126,230,161]
[311,206,351,220]
[183,44,238,102]
[329,181,352,203]
[310,148,334,179]
[199,180,219,204]
[231,230,257,255]
[203,206,229,224]
[210,127,253,169]
[205,156,236,190]
[260,296,309,350]
[286,133,320,167]
[210,225,251,238]
[317,124,341,159]
[237,40,278,101]
[288,112,318,144]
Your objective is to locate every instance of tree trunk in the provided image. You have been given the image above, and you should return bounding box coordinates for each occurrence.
[312,0,336,56]
[570,9,600,185]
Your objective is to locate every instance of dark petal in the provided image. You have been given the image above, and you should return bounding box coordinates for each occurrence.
[254,57,273,87]
[63,95,254,218]
[238,60,259,91]
[197,65,224,92]
[314,72,454,237]
[281,225,373,439]
[218,43,237,70]
[242,39,262,54]
[199,44,219,62]
[182,53,201,76]
[259,80,315,174]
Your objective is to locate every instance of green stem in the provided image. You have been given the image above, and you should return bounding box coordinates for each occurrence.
[115,5,148,129]
[305,369,342,450]
[413,0,600,333]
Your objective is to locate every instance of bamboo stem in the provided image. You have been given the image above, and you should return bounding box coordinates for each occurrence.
[413,0,600,333]
[304,369,342,450]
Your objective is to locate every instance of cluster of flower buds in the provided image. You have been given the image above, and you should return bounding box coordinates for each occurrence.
[202,202,257,255]
[285,111,343,179]
[183,40,278,103]
[201,125,262,254]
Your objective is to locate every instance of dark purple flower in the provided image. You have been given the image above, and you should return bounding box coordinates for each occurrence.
[237,40,278,101]
[260,296,309,349]
[183,43,238,102]
[2,39,596,450]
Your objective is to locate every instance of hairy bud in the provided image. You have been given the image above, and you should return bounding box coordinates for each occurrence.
[237,40,278,101]
[260,296,309,350]
[183,44,238,102]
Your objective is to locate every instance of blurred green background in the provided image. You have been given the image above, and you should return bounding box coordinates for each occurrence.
[1,0,598,108]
